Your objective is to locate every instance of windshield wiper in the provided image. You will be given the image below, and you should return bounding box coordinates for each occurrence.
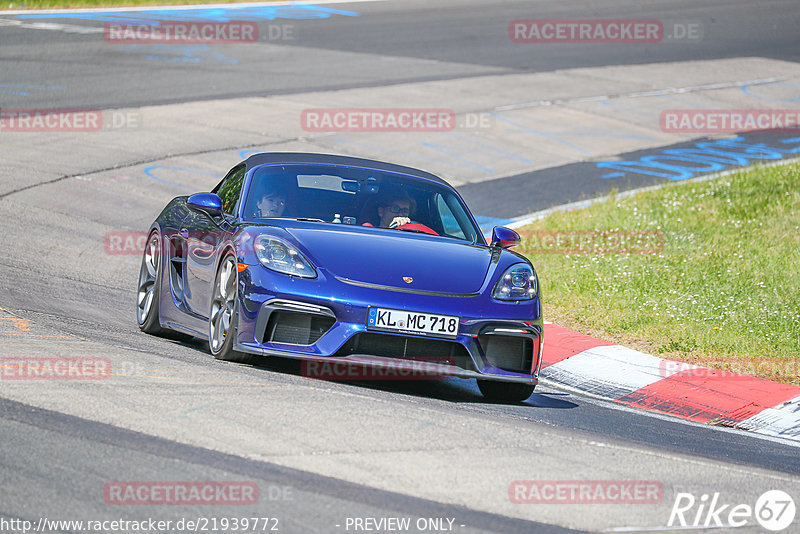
[252,217,325,222]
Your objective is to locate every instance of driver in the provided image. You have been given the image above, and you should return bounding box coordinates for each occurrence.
[377,191,416,228]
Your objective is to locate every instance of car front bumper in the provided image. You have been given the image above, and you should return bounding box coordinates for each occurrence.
[234,266,543,383]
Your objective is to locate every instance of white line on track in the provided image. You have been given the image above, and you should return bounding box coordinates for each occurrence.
[495,77,789,112]
[0,19,103,32]
[604,525,728,532]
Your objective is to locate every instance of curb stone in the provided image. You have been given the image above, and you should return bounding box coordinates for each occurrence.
[540,323,800,442]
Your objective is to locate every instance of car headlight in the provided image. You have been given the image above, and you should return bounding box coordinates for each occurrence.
[493,263,537,301]
[254,236,317,278]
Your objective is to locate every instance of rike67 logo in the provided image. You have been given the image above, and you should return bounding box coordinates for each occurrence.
[669,490,796,531]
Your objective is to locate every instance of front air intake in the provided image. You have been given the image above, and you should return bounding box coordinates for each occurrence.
[262,311,335,345]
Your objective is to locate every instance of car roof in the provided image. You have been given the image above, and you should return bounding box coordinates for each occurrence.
[243,152,449,186]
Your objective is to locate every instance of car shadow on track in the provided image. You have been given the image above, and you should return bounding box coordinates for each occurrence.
[253,356,577,410]
[173,338,577,409]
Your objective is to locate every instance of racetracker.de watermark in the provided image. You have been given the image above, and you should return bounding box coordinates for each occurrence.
[0,109,141,132]
[520,230,664,255]
[104,482,260,505]
[105,231,149,255]
[105,231,252,256]
[1,357,111,380]
[509,480,664,504]
[301,109,455,132]
[661,109,800,133]
[104,231,269,255]
[509,19,702,43]
[659,359,800,380]
[104,21,259,44]
[302,360,457,381]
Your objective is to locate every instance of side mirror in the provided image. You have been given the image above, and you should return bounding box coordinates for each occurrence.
[187,193,223,217]
[490,226,520,249]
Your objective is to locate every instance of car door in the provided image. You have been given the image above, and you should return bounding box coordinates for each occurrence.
[183,165,245,318]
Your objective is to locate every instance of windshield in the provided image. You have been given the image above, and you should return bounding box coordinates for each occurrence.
[241,163,482,243]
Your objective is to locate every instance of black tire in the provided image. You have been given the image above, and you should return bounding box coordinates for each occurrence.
[137,231,169,335]
[477,380,535,403]
[209,253,249,363]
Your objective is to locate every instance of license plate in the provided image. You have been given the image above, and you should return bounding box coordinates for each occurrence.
[367,307,459,339]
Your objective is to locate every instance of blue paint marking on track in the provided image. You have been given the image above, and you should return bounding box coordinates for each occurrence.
[490,112,590,155]
[741,81,800,103]
[489,111,654,153]
[15,4,360,24]
[444,132,532,164]
[119,44,237,64]
[144,166,221,190]
[0,84,67,96]
[596,135,800,181]
[421,142,493,173]
[0,83,65,89]
[330,137,481,171]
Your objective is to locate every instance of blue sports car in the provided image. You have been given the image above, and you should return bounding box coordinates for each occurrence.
[137,153,543,402]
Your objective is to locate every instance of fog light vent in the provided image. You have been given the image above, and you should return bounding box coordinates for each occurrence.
[263,312,334,345]
[478,335,533,373]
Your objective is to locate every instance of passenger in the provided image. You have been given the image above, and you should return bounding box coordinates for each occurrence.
[255,184,288,217]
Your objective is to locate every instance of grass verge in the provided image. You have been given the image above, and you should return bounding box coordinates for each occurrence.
[517,161,800,384]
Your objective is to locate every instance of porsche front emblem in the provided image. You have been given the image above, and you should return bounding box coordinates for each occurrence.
[403,277,413,284]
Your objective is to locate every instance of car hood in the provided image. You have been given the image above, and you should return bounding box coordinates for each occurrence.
[285,226,493,294]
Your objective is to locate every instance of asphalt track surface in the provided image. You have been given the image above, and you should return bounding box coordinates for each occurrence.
[1,1,800,533]
[2,0,800,109]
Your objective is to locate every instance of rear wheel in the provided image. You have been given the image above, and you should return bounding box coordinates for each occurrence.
[137,231,168,335]
[477,380,535,403]
[209,253,249,363]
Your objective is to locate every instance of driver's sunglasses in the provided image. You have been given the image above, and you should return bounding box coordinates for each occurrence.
[387,204,411,216]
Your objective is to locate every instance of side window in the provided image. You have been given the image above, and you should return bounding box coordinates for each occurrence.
[436,194,466,239]
[215,166,246,215]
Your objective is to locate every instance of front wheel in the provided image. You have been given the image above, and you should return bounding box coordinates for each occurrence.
[137,231,168,335]
[477,380,535,403]
[209,253,249,363]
